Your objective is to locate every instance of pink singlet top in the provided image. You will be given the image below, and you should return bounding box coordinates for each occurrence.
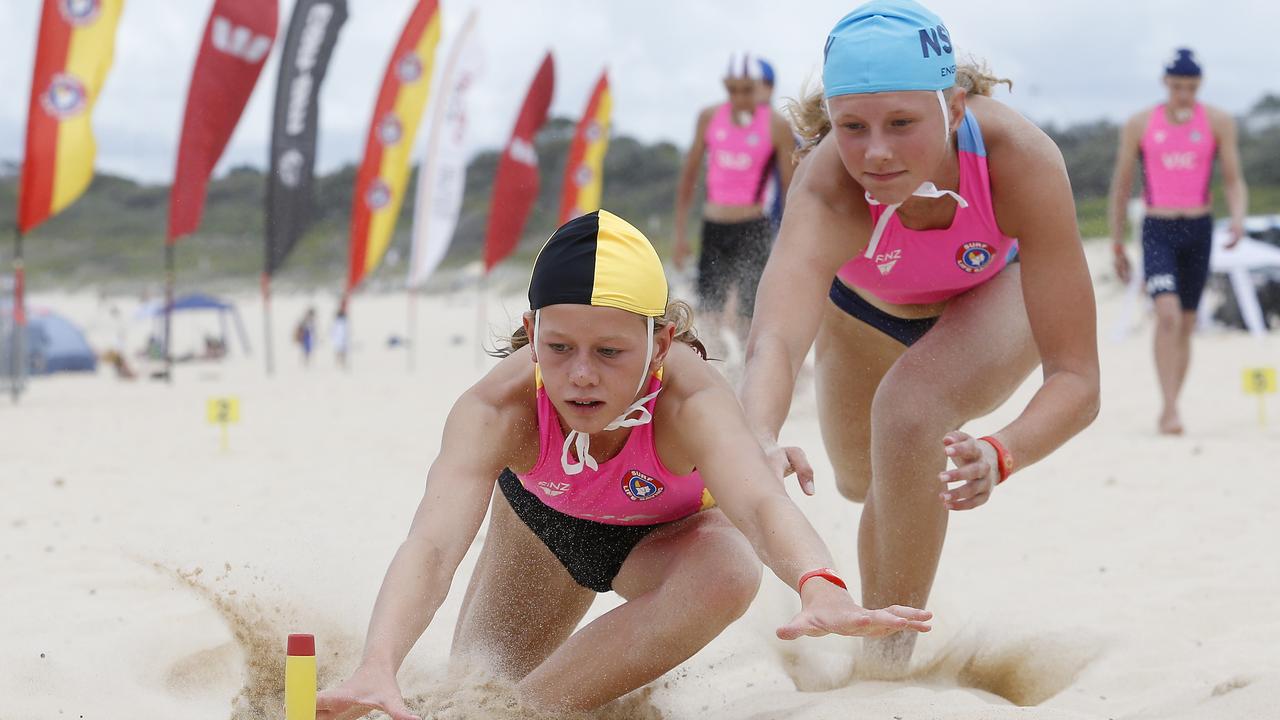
[835,109,1018,306]
[516,367,716,526]
[704,102,775,206]
[1140,103,1216,210]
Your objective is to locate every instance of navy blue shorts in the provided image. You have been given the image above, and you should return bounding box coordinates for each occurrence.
[828,278,939,346]
[1142,215,1213,311]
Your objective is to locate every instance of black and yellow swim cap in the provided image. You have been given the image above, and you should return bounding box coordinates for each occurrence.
[528,210,667,317]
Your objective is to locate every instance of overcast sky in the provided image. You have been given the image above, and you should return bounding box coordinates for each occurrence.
[1,0,1276,184]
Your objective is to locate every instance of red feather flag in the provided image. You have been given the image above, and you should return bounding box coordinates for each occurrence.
[482,52,554,272]
[168,0,278,243]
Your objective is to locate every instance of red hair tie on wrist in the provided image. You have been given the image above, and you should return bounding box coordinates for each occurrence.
[798,568,847,593]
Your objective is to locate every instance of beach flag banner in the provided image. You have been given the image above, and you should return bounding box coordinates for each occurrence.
[558,69,611,225]
[17,0,125,235]
[345,0,443,294]
[1242,367,1277,426]
[13,0,125,401]
[406,8,481,290]
[262,0,347,377]
[481,51,554,271]
[168,0,278,244]
[162,0,276,380]
[266,0,348,277]
[206,396,241,450]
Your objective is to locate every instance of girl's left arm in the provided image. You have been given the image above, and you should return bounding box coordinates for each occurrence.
[983,116,1102,476]
[670,361,931,638]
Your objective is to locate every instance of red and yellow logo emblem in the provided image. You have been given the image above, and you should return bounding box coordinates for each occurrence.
[622,470,665,501]
[955,241,995,273]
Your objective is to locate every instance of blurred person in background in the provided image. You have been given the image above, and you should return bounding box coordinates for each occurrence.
[1109,48,1248,435]
[674,53,795,361]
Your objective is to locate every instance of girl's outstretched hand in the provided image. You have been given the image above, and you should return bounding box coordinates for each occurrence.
[777,580,932,640]
[316,665,420,720]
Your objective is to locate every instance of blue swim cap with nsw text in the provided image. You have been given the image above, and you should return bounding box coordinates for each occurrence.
[823,0,957,98]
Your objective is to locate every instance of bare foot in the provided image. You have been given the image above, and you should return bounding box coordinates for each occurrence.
[1158,411,1184,436]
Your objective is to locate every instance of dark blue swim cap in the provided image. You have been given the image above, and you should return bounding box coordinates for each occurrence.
[758,58,776,87]
[1165,48,1201,77]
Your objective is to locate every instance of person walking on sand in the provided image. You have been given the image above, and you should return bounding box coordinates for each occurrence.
[331,304,349,370]
[739,0,1100,673]
[294,307,316,367]
[1109,48,1248,435]
[674,53,796,359]
[315,211,930,720]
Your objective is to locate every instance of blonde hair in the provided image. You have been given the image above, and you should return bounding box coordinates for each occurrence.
[489,299,707,360]
[788,60,1012,160]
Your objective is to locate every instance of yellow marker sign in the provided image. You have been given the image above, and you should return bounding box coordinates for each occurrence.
[1242,368,1277,395]
[206,397,240,450]
[1242,368,1277,426]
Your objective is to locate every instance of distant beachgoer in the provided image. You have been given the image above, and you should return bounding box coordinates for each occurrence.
[331,305,349,370]
[1108,48,1248,434]
[674,52,796,357]
[314,211,930,719]
[294,307,316,366]
[739,0,1100,671]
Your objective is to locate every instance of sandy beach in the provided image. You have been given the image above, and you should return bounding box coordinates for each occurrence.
[4,245,1278,719]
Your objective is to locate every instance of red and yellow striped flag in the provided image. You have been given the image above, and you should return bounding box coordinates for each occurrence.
[346,0,442,293]
[558,70,612,225]
[17,0,124,234]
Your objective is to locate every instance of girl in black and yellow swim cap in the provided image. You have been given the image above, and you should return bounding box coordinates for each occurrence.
[316,210,931,717]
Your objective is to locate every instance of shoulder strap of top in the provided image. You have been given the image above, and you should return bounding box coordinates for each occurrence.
[955,108,986,157]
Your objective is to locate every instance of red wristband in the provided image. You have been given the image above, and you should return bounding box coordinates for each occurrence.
[797,568,847,593]
[978,435,1014,484]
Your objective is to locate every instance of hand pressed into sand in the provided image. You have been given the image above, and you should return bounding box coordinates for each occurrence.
[775,578,933,640]
[939,431,1000,511]
[316,664,420,720]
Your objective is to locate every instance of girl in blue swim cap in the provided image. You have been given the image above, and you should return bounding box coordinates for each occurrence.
[739,0,1101,671]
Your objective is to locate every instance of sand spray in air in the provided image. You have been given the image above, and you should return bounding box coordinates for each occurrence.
[769,617,1101,707]
[159,561,668,719]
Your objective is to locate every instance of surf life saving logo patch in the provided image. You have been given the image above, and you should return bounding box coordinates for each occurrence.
[622,470,665,501]
[955,241,995,273]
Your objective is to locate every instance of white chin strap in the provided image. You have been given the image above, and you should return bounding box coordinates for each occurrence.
[534,309,660,476]
[862,90,968,261]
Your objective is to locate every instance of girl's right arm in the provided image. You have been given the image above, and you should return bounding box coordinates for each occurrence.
[673,108,712,270]
[355,387,511,673]
[740,137,867,449]
[318,358,531,720]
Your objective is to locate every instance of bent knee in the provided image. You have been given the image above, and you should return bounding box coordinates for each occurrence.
[833,467,870,502]
[681,528,762,619]
[871,382,949,439]
[1152,295,1182,330]
[706,562,763,621]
